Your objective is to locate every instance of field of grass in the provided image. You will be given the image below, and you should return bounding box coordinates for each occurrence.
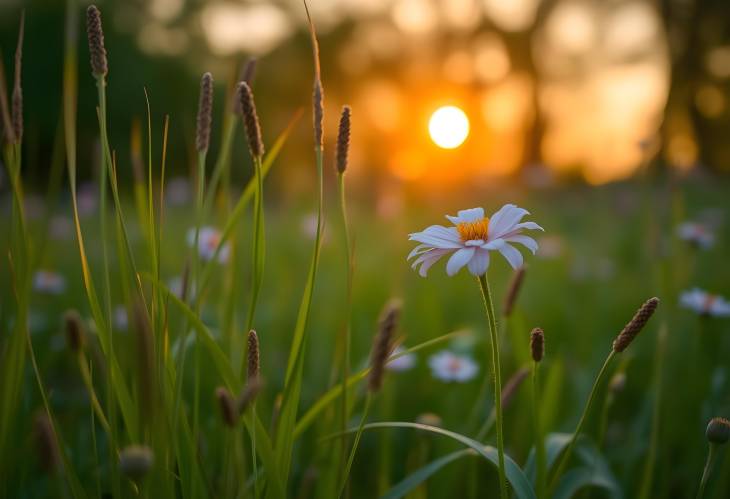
[2,3,730,499]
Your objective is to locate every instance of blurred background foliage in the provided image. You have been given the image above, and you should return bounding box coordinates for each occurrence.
[1,0,730,195]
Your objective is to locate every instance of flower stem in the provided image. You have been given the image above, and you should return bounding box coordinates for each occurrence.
[696,443,718,499]
[549,349,616,492]
[532,361,546,499]
[337,171,354,490]
[476,274,508,499]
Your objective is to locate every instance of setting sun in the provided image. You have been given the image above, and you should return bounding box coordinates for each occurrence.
[429,105,470,149]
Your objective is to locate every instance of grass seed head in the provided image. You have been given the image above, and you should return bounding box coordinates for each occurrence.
[312,78,324,148]
[503,266,526,317]
[119,445,154,481]
[368,299,401,393]
[34,412,61,474]
[247,329,260,382]
[86,5,108,77]
[530,327,544,363]
[336,105,351,174]
[195,72,213,152]
[612,297,660,353]
[63,309,86,353]
[238,82,264,158]
[215,387,238,428]
[706,417,730,445]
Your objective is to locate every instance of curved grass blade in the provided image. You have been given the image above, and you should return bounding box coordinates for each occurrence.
[327,422,536,499]
[294,331,466,439]
[553,467,622,499]
[524,432,572,482]
[380,449,472,499]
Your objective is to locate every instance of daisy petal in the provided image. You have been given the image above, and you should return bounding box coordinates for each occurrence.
[412,248,451,277]
[505,235,539,254]
[513,222,544,232]
[407,244,431,260]
[409,225,462,249]
[498,243,524,269]
[467,248,490,276]
[446,247,475,276]
[446,207,484,225]
[482,238,506,250]
[489,204,529,238]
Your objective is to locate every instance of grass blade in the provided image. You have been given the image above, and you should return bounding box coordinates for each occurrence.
[326,421,537,499]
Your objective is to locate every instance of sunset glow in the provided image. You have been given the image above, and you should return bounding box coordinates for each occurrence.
[429,106,470,149]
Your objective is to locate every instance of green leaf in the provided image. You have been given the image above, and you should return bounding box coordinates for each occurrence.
[553,467,622,499]
[330,422,537,499]
[524,432,572,482]
[380,449,472,499]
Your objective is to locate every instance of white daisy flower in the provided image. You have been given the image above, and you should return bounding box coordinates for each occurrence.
[187,226,230,264]
[408,204,543,277]
[428,350,479,382]
[677,222,714,249]
[33,270,66,295]
[386,346,416,372]
[679,288,730,317]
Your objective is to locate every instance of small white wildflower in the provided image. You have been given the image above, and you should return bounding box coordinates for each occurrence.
[186,226,230,264]
[386,346,416,372]
[428,350,479,382]
[33,270,66,295]
[680,288,730,317]
[677,222,714,249]
[114,305,129,331]
[408,204,543,277]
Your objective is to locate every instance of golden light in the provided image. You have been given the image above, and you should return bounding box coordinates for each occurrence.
[428,106,470,149]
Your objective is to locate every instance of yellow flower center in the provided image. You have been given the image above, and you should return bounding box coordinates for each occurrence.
[457,217,489,242]
[703,294,716,312]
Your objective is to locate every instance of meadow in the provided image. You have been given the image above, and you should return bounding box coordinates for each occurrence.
[2,3,730,499]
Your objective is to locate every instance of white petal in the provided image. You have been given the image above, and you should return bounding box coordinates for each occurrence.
[412,248,451,277]
[505,235,539,254]
[407,244,431,260]
[498,222,545,240]
[482,238,506,250]
[446,247,475,276]
[446,207,484,224]
[513,221,544,232]
[498,243,524,269]
[467,248,490,276]
[409,225,462,249]
[489,204,529,238]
